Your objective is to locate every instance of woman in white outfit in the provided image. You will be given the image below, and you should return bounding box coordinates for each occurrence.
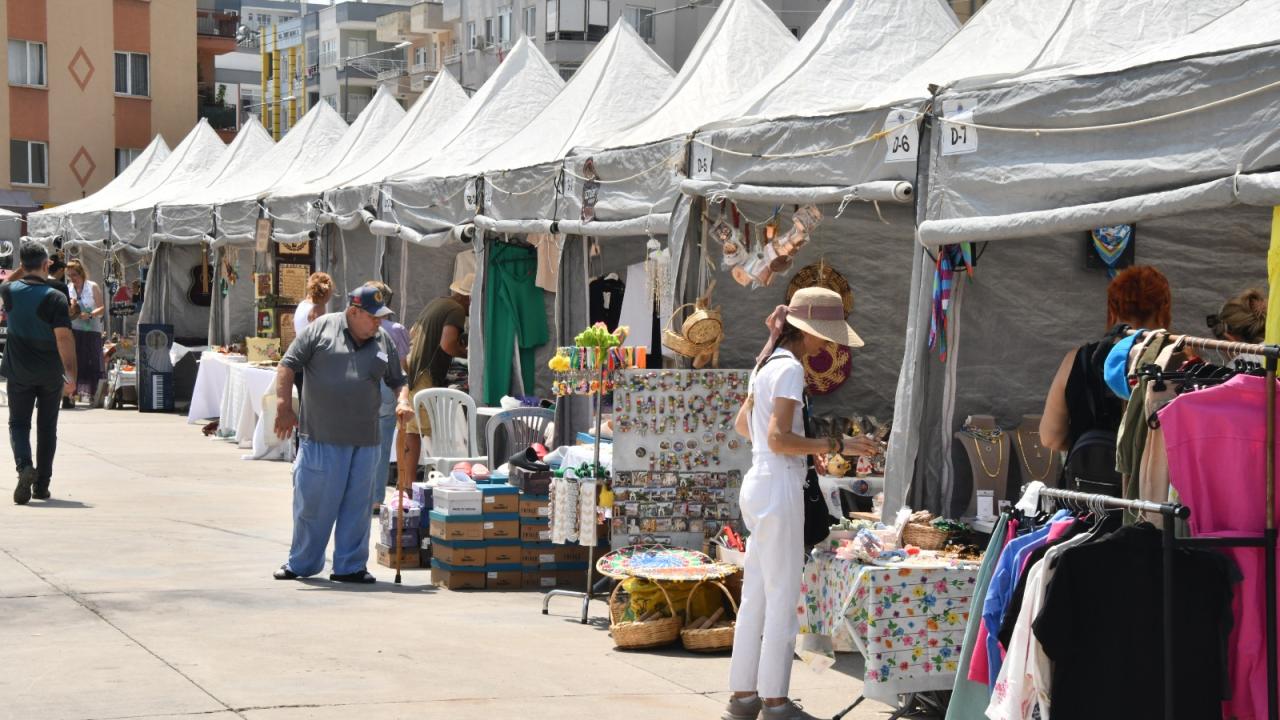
[724,287,876,720]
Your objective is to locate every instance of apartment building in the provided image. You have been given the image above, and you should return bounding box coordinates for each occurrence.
[305,0,417,123]
[3,0,196,209]
[375,2,451,104]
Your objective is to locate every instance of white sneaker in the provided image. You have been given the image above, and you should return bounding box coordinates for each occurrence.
[722,695,763,720]
[759,699,820,720]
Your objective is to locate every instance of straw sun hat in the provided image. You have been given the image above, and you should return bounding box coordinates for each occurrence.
[785,286,864,348]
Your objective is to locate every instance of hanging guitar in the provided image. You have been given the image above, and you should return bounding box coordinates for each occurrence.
[188,241,214,307]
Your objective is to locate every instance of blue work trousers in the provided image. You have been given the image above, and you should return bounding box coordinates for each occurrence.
[286,437,378,577]
[371,413,396,510]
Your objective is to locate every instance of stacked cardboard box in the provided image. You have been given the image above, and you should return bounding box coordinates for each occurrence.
[429,486,485,589]
[480,484,521,590]
[517,490,589,590]
[376,500,422,570]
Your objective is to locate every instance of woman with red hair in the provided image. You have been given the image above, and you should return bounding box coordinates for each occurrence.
[1040,266,1172,452]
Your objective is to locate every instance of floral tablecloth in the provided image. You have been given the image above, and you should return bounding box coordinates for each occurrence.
[797,553,979,705]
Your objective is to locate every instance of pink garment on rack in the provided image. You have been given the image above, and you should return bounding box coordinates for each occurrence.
[1161,373,1280,720]
[969,518,1022,683]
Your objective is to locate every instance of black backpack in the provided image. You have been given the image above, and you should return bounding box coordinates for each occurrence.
[1062,331,1125,496]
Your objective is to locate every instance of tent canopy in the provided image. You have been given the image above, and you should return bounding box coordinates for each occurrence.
[27,135,171,240]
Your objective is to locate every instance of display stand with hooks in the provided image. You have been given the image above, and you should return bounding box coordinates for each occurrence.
[542,353,608,624]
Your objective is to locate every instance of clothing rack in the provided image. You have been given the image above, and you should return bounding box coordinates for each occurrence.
[1120,331,1278,720]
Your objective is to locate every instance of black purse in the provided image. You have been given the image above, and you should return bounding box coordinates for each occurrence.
[801,397,838,549]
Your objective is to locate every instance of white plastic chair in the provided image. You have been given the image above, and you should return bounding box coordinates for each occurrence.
[413,388,487,472]
[485,407,555,469]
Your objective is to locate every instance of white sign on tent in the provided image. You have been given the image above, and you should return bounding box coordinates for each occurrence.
[940,99,978,157]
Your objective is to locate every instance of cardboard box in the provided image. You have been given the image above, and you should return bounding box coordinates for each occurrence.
[411,482,433,510]
[520,519,553,543]
[433,487,483,516]
[486,542,522,566]
[378,526,420,549]
[431,561,486,590]
[519,495,551,519]
[508,467,553,495]
[379,504,422,529]
[521,569,589,591]
[485,564,524,590]
[520,543,591,566]
[376,543,421,569]
[431,539,485,567]
[429,510,484,542]
[479,484,520,513]
[483,515,520,540]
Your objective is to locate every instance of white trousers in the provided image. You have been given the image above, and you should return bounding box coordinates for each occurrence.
[728,457,805,698]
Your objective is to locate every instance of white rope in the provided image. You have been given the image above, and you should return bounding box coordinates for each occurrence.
[561,146,687,185]
[691,113,923,159]
[943,77,1280,134]
[484,170,559,196]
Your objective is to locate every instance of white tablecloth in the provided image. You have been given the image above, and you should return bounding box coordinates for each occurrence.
[211,361,290,461]
[187,352,245,423]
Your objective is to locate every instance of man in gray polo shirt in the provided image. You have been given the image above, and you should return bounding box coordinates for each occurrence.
[272,286,412,584]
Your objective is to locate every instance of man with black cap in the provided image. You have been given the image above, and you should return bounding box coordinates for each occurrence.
[1,242,77,504]
[271,285,413,583]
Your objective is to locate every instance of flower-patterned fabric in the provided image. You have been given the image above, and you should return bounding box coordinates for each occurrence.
[797,554,979,705]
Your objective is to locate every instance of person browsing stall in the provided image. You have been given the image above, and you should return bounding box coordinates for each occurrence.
[724,287,880,720]
[399,271,472,471]
[364,281,410,514]
[2,243,77,504]
[293,271,334,337]
[65,260,105,405]
[272,286,413,584]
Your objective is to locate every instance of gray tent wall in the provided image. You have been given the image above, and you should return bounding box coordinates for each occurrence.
[895,36,1280,515]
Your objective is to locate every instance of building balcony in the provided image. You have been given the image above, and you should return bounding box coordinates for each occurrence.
[410,60,439,76]
[197,11,239,39]
[442,0,460,22]
[377,10,414,43]
[411,3,447,34]
[199,103,238,132]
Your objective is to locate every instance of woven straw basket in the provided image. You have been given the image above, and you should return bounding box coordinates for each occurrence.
[609,580,682,650]
[662,303,719,359]
[681,580,738,653]
[902,523,951,550]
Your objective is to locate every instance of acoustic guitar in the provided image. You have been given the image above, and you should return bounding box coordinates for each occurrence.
[188,241,213,307]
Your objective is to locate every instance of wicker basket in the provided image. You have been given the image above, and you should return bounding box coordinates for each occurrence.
[902,522,951,550]
[681,299,723,346]
[609,579,682,651]
[681,580,738,653]
[662,303,719,359]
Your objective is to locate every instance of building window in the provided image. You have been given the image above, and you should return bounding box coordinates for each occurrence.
[623,6,655,42]
[347,37,368,59]
[114,52,150,96]
[319,39,337,67]
[115,148,143,176]
[8,39,46,86]
[10,140,47,186]
[524,6,536,37]
[347,92,370,117]
[545,0,558,40]
[467,21,477,50]
[484,18,494,47]
[322,94,337,109]
[498,7,512,47]
[556,63,578,81]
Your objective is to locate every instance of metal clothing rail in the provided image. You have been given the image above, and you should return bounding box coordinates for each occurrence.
[1121,331,1278,720]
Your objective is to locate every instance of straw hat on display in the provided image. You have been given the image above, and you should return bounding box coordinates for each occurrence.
[785,287,863,348]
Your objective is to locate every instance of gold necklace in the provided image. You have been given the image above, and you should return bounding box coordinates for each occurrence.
[964,431,1004,478]
[1015,429,1054,482]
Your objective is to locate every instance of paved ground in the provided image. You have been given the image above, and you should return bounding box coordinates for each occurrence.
[0,405,889,720]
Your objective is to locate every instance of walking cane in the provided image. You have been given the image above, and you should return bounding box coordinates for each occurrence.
[395,416,410,585]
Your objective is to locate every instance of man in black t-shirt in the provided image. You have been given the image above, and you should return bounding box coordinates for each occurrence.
[1,243,77,504]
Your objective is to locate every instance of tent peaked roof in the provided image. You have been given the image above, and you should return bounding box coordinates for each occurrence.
[726,0,959,123]
[305,85,406,186]
[871,0,1246,105]
[212,101,348,203]
[474,19,675,172]
[31,135,170,219]
[119,120,228,211]
[587,0,797,149]
[336,71,469,189]
[392,35,565,179]
[197,116,276,192]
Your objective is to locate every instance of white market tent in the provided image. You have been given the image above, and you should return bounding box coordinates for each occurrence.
[886,0,1280,517]
[265,85,407,243]
[473,19,675,231]
[27,135,171,243]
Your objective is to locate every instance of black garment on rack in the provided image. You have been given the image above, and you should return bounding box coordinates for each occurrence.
[1033,524,1238,720]
[588,276,625,331]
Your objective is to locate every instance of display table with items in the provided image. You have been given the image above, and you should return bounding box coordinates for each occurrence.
[187,350,244,423]
[795,514,982,718]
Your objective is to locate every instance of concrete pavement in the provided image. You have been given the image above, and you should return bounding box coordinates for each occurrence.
[0,405,888,720]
